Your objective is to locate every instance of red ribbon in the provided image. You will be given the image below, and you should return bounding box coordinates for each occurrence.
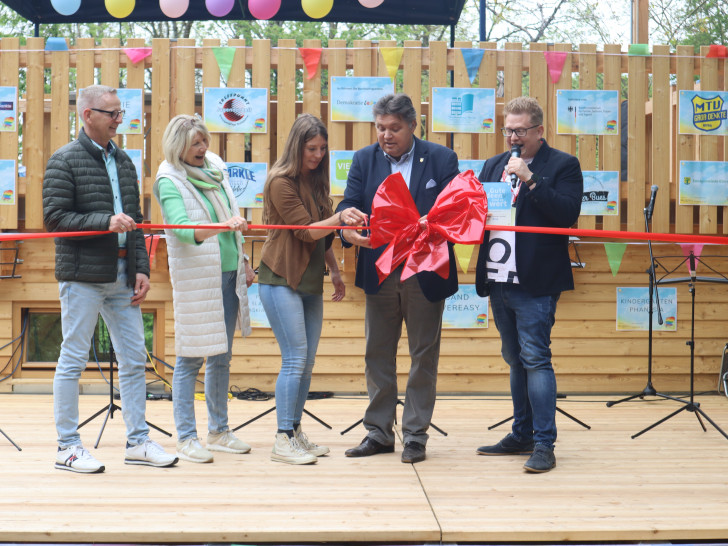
[370,170,488,284]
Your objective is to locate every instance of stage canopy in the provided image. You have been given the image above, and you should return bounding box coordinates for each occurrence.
[0,0,467,26]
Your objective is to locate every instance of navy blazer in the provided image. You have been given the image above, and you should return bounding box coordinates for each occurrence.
[475,139,583,298]
[337,136,460,302]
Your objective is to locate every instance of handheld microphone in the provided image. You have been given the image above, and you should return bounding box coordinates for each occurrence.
[645,184,658,220]
[509,144,521,188]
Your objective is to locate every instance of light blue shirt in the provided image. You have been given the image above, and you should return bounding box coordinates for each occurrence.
[91,139,126,248]
[383,138,416,188]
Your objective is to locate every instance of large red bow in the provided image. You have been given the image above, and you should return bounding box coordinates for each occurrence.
[370,170,488,284]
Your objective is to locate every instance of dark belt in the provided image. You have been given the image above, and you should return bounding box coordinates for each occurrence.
[118,248,128,258]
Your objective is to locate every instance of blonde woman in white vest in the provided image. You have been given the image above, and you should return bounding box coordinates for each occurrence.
[153,114,255,463]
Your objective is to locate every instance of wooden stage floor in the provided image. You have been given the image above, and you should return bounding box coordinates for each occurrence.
[1,392,727,544]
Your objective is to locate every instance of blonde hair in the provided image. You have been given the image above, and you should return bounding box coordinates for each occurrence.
[162,114,212,170]
[503,96,544,127]
[265,114,332,218]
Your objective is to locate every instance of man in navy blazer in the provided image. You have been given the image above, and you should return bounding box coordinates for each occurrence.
[336,93,459,464]
[474,97,582,473]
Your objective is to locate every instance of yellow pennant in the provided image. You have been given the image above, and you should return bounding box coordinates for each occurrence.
[453,244,475,274]
[380,47,404,82]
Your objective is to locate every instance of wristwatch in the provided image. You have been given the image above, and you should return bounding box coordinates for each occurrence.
[526,173,539,189]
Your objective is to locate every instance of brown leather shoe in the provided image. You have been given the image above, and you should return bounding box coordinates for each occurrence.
[401,441,426,463]
[345,436,395,457]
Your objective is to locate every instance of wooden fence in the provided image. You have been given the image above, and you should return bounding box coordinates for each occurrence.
[1,39,727,394]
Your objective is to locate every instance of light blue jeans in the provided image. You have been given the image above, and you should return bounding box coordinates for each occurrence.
[488,282,559,449]
[54,259,149,448]
[173,271,238,441]
[258,283,323,431]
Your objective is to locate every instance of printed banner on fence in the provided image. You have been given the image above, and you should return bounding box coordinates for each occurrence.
[678,161,728,206]
[616,286,677,331]
[329,77,393,122]
[115,88,143,135]
[678,90,728,135]
[204,88,268,133]
[226,162,267,208]
[482,182,514,226]
[0,87,17,132]
[442,284,489,329]
[431,87,496,133]
[458,159,485,177]
[125,149,143,196]
[330,150,355,195]
[556,90,620,135]
[0,160,16,205]
[581,171,619,216]
[246,284,270,328]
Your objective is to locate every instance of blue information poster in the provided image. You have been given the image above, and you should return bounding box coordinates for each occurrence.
[246,284,270,329]
[616,287,677,331]
[0,87,18,132]
[678,161,728,206]
[678,90,728,135]
[330,77,393,122]
[330,150,355,195]
[581,171,619,216]
[442,284,489,329]
[0,160,16,205]
[125,149,143,195]
[115,88,143,135]
[556,90,620,135]
[204,88,268,133]
[226,162,267,208]
[482,182,514,226]
[458,159,485,176]
[431,87,496,133]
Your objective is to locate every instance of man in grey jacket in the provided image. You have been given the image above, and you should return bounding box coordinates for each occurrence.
[43,85,177,473]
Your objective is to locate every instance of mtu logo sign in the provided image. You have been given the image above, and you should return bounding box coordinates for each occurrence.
[692,95,727,131]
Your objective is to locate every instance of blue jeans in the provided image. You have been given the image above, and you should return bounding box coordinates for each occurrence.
[54,259,149,448]
[173,271,238,441]
[488,282,559,449]
[258,283,323,431]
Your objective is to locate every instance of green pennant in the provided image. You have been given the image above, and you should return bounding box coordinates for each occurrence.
[212,47,236,83]
[628,44,650,56]
[604,243,627,276]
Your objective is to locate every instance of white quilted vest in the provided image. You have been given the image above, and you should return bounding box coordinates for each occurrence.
[154,152,251,358]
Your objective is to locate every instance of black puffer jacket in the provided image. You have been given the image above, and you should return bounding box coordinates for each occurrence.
[43,129,149,286]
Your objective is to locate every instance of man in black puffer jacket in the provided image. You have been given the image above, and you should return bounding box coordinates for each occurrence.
[43,85,177,474]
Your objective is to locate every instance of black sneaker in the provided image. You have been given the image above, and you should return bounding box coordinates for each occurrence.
[476,433,534,456]
[523,444,556,473]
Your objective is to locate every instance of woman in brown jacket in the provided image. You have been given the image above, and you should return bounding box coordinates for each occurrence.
[258,114,366,465]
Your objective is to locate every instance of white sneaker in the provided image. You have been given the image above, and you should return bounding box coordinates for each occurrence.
[206,430,251,454]
[295,424,329,457]
[125,439,178,467]
[271,432,317,465]
[177,437,214,463]
[55,445,105,474]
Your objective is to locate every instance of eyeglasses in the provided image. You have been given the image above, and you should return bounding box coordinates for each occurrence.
[90,108,125,120]
[501,125,539,137]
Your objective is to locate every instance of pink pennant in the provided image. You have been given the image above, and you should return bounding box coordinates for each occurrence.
[299,48,323,80]
[543,51,568,83]
[678,243,704,276]
[706,45,728,58]
[123,48,152,65]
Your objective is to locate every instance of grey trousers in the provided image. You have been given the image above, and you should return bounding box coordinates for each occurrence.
[362,268,445,446]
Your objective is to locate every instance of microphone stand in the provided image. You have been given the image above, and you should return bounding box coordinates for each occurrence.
[606,195,673,407]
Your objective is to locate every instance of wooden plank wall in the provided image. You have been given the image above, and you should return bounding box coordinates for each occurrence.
[0,40,727,394]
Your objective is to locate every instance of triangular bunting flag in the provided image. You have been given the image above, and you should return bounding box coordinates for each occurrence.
[299,48,323,80]
[380,47,404,82]
[453,244,475,275]
[123,47,152,64]
[460,48,485,85]
[45,38,68,51]
[145,234,160,267]
[706,45,728,58]
[678,243,704,276]
[543,51,567,83]
[212,47,236,82]
[604,242,627,277]
[628,44,651,56]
